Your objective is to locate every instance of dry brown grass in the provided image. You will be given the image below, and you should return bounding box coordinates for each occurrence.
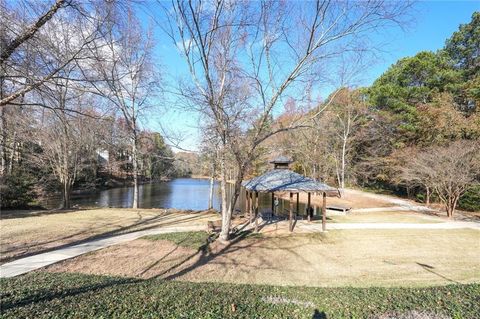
[0,208,218,264]
[327,211,443,223]
[45,229,480,287]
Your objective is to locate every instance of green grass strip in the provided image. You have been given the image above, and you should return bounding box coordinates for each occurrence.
[1,272,479,318]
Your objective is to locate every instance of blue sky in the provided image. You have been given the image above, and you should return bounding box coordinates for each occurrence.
[142,1,479,152]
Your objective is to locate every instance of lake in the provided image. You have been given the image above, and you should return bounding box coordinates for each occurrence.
[44,178,318,215]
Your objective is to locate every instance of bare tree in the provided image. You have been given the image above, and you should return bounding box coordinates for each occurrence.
[32,100,101,209]
[0,0,104,107]
[165,0,412,241]
[87,8,159,208]
[328,88,367,190]
[0,0,67,64]
[400,141,479,217]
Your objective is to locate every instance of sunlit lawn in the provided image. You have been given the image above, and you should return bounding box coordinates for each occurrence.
[0,208,218,264]
[45,229,480,288]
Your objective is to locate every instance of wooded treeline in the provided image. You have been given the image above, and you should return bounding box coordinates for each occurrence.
[0,0,177,209]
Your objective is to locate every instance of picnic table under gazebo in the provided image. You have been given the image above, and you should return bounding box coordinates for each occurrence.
[242,156,340,232]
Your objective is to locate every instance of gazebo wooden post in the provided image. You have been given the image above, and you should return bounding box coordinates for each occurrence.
[255,191,259,232]
[289,192,294,232]
[322,192,327,231]
[271,193,275,216]
[250,192,254,222]
[296,193,299,217]
[307,192,311,222]
[251,192,255,224]
[246,190,250,220]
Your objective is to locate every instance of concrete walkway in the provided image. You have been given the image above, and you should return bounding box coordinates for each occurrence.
[254,219,480,234]
[0,225,205,278]
[351,206,434,213]
[313,221,480,230]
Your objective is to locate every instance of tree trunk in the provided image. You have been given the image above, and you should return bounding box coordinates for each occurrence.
[425,186,430,207]
[208,162,215,209]
[341,135,347,189]
[219,150,231,242]
[0,105,6,177]
[62,179,71,209]
[219,156,247,241]
[8,130,16,174]
[446,195,459,218]
[132,135,139,209]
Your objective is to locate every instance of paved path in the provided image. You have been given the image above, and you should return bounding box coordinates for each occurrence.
[346,189,435,212]
[351,206,434,213]
[315,221,480,230]
[255,219,480,233]
[0,225,205,278]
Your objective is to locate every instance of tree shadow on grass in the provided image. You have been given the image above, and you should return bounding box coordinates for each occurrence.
[1,211,213,264]
[416,262,461,284]
[312,309,327,319]
[0,208,82,219]
[2,227,323,313]
[146,222,314,281]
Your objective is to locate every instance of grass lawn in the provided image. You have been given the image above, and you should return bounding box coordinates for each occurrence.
[1,272,479,318]
[143,231,212,250]
[1,206,445,266]
[0,208,218,264]
[44,229,480,287]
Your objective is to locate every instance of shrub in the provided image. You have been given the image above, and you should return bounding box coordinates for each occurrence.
[0,169,37,209]
[458,185,480,212]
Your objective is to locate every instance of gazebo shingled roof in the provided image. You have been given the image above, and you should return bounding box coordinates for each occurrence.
[242,169,339,196]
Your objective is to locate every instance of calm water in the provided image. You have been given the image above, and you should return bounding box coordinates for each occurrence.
[44,178,321,215]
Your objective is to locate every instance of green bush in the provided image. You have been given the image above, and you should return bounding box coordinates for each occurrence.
[0,169,37,209]
[1,272,479,318]
[459,185,480,212]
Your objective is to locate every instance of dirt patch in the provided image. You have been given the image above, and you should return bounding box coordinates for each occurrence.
[279,189,397,210]
[45,229,480,287]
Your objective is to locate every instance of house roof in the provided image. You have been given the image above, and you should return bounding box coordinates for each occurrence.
[242,169,339,196]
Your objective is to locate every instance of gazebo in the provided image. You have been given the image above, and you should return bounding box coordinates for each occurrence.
[243,156,340,232]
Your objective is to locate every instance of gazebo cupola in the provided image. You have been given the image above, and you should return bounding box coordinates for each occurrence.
[269,156,293,170]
